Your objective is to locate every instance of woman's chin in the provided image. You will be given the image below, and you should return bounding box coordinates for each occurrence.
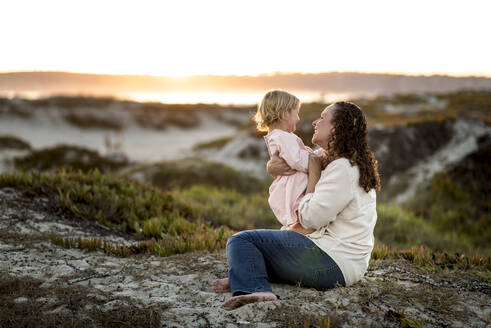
[312,138,325,149]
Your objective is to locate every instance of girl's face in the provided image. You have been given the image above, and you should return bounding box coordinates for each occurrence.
[285,107,300,133]
[312,105,335,149]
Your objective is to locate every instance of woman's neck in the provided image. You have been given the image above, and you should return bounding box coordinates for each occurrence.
[325,149,340,162]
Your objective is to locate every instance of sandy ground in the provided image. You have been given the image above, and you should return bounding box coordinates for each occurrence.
[1,187,490,327]
[0,106,249,163]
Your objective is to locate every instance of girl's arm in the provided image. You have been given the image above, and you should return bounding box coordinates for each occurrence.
[267,131,310,176]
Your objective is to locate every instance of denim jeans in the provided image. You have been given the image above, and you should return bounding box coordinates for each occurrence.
[226,229,345,296]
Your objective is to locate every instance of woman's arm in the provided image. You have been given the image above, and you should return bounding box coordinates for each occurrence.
[266,155,296,178]
[297,160,354,230]
[286,154,323,235]
[305,154,323,194]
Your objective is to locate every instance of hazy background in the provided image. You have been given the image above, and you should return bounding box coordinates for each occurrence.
[0,0,490,253]
[1,3,490,325]
[1,0,491,105]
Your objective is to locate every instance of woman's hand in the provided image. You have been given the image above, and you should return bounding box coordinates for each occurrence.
[286,222,316,235]
[266,154,296,178]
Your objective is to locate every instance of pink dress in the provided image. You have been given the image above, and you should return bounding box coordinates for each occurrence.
[264,129,310,227]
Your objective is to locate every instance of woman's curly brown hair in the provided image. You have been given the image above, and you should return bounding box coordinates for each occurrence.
[326,101,381,192]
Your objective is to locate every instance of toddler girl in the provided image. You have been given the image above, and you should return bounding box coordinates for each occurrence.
[254,90,312,230]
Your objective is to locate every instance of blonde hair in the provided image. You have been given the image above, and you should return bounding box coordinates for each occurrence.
[254,90,300,132]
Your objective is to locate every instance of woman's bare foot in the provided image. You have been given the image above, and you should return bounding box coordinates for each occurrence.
[222,292,277,310]
[211,278,230,293]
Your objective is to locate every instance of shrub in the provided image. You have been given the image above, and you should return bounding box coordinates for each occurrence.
[0,135,31,150]
[14,145,128,173]
[375,203,475,254]
[404,172,490,250]
[1,170,233,256]
[193,136,234,150]
[143,159,268,194]
[172,185,278,230]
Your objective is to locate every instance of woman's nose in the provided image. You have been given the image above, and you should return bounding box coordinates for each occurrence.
[312,119,318,126]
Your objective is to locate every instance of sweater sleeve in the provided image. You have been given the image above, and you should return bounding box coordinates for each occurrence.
[298,160,353,230]
[271,132,310,173]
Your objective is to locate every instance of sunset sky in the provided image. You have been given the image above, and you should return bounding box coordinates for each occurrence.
[2,0,491,77]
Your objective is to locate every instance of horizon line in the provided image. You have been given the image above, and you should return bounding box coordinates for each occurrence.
[2,69,491,79]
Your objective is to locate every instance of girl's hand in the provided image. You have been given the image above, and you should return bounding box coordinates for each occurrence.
[266,154,296,178]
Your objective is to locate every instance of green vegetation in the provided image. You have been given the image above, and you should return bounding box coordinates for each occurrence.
[371,244,490,270]
[29,95,117,109]
[63,113,123,130]
[14,145,128,173]
[375,203,476,254]
[1,167,489,268]
[193,136,234,150]
[172,185,278,230]
[353,90,491,126]
[238,90,491,148]
[404,172,490,252]
[50,227,228,257]
[0,170,232,256]
[2,91,490,268]
[136,159,269,194]
[0,135,31,150]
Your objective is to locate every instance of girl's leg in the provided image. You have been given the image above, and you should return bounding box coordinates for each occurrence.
[226,229,345,297]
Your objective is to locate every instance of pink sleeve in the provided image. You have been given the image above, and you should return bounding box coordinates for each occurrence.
[270,132,310,173]
[265,136,280,158]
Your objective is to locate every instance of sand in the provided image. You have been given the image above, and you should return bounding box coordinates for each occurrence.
[1,187,490,327]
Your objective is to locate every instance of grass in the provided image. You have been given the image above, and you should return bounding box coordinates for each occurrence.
[132,159,269,194]
[0,135,31,150]
[50,225,229,257]
[28,95,117,109]
[1,170,233,256]
[193,136,234,150]
[2,166,489,268]
[404,171,491,251]
[63,113,123,130]
[371,244,490,270]
[13,145,128,173]
[171,185,278,230]
[374,203,476,254]
[393,309,427,328]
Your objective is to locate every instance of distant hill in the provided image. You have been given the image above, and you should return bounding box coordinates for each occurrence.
[1,71,491,96]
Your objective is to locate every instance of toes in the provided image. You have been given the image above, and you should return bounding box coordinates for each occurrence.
[222,297,239,310]
[222,292,278,310]
[211,278,230,293]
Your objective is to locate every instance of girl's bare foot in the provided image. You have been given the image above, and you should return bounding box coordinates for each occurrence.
[222,292,277,310]
[211,278,230,293]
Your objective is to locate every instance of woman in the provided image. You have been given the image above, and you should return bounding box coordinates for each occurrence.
[212,101,381,310]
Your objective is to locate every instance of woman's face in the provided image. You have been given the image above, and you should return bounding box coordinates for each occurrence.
[312,105,335,149]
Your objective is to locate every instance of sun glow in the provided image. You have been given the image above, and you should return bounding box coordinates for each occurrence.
[1,0,490,77]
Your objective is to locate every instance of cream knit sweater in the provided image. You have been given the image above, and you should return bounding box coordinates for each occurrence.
[298,158,377,286]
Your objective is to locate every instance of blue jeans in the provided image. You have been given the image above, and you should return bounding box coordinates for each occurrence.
[226,229,345,296]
